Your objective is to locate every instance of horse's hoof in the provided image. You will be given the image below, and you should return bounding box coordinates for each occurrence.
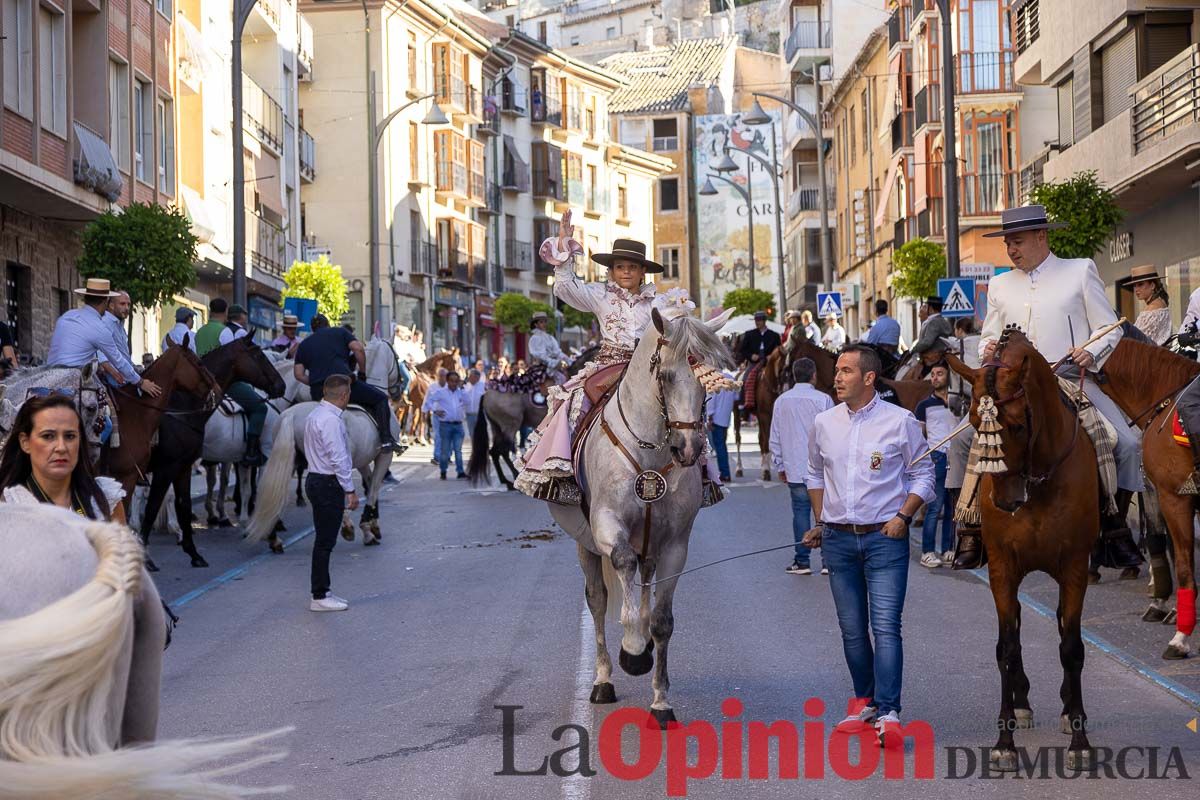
[1013,708,1034,729]
[296,498,306,508]
[364,537,381,547]
[1060,714,1087,734]
[1164,609,1178,625]
[735,469,743,477]
[1163,644,1190,660]
[145,557,159,573]
[341,528,355,542]
[618,643,654,676]
[647,708,678,730]
[1066,749,1093,772]
[206,515,220,526]
[273,520,286,533]
[988,748,1018,772]
[190,556,209,568]
[218,519,234,529]
[589,683,617,704]
[1143,606,1169,623]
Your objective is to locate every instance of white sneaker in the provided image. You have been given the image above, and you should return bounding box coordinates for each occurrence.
[920,552,943,569]
[942,550,955,565]
[875,711,902,748]
[327,593,348,605]
[834,701,876,733]
[310,596,348,612]
[820,566,830,575]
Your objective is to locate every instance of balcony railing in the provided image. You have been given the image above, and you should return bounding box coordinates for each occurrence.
[505,239,533,271]
[787,185,831,218]
[477,181,502,215]
[887,5,912,49]
[502,161,531,193]
[247,211,285,279]
[532,169,561,200]
[1014,0,1040,56]
[955,52,1016,95]
[916,198,945,238]
[891,110,913,152]
[478,102,500,136]
[243,75,283,154]
[411,240,437,276]
[297,13,314,76]
[1132,45,1200,155]
[501,79,527,116]
[491,261,505,293]
[1020,147,1054,204]
[531,93,562,126]
[961,172,1017,217]
[437,247,471,284]
[914,84,941,130]
[785,21,833,63]
[299,127,315,182]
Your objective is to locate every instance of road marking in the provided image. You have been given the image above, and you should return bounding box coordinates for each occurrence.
[967,568,1200,709]
[562,603,595,800]
[170,525,316,608]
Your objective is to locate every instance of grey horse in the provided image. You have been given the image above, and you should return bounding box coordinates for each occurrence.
[0,363,106,451]
[549,309,734,727]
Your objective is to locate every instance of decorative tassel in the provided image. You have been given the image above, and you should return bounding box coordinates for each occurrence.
[977,395,1003,433]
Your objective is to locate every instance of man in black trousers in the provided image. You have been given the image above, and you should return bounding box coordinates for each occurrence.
[304,374,358,612]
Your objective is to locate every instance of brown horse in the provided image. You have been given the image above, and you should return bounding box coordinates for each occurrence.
[1096,336,1198,659]
[946,330,1097,771]
[399,350,460,444]
[789,339,932,412]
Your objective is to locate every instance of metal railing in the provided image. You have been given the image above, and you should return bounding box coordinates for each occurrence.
[917,198,945,238]
[1015,0,1040,56]
[955,52,1016,95]
[501,79,527,115]
[1132,45,1200,155]
[410,240,436,275]
[914,84,941,130]
[256,0,280,30]
[247,211,285,279]
[891,110,913,152]
[887,5,914,49]
[502,161,530,192]
[531,93,562,126]
[960,172,1017,217]
[299,127,315,182]
[479,103,500,136]
[243,75,283,154]
[1019,147,1054,204]
[505,239,533,271]
[785,21,832,62]
[787,186,830,218]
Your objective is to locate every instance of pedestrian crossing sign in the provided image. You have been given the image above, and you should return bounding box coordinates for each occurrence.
[816,291,843,318]
[938,278,976,318]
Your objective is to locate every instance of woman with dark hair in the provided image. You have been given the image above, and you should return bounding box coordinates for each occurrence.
[0,393,123,519]
[1127,264,1171,345]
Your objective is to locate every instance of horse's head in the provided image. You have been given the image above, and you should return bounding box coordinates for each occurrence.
[645,308,735,468]
[230,337,286,399]
[161,338,220,403]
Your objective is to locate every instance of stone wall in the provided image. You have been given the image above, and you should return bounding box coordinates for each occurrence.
[0,205,82,360]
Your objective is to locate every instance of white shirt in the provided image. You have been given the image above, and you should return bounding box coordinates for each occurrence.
[916,394,957,453]
[463,380,486,414]
[804,322,821,344]
[528,328,566,367]
[162,322,197,352]
[303,401,354,492]
[218,322,250,346]
[422,382,446,412]
[769,382,834,481]
[552,253,655,351]
[426,385,466,422]
[706,371,738,428]
[807,392,935,525]
[47,305,141,384]
[821,323,846,351]
[1180,288,1200,334]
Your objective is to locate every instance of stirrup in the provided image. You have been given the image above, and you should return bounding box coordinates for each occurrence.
[701,478,725,508]
[525,476,582,506]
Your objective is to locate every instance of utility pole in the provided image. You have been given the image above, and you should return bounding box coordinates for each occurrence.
[231,0,258,309]
[935,0,960,277]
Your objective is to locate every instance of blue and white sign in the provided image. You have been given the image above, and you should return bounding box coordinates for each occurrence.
[816,291,843,319]
[938,278,977,318]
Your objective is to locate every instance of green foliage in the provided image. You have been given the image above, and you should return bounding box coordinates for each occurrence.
[560,305,595,331]
[77,203,198,311]
[891,238,946,300]
[1030,170,1124,259]
[722,287,777,320]
[494,293,555,333]
[282,256,350,320]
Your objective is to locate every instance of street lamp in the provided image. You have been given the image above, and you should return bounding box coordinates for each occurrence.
[699,173,755,291]
[934,0,961,278]
[231,0,259,308]
[728,143,786,317]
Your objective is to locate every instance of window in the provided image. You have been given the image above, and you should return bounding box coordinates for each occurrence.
[652,117,678,151]
[1056,77,1074,149]
[538,20,547,42]
[505,14,514,28]
[617,172,628,219]
[409,121,419,178]
[468,139,485,203]
[2,0,33,116]
[849,106,856,165]
[606,26,616,38]
[860,89,869,153]
[157,97,175,194]
[38,4,66,136]
[407,32,418,90]
[155,0,171,16]
[619,118,646,147]
[659,247,680,280]
[133,79,152,182]
[570,35,579,46]
[109,61,130,171]
[531,141,562,199]
[658,177,679,212]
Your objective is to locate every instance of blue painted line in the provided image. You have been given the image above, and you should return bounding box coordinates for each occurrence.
[968,568,1200,710]
[170,525,315,608]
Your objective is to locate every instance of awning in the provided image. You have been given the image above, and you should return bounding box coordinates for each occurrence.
[73,122,123,201]
[878,57,902,141]
[502,134,531,192]
[873,151,906,229]
[181,186,217,245]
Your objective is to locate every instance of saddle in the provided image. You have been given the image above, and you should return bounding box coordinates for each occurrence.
[584,363,624,405]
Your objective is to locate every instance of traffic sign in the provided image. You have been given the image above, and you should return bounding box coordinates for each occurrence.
[816,291,843,318]
[938,278,977,318]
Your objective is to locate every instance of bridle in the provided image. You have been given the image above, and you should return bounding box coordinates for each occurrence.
[613,335,706,451]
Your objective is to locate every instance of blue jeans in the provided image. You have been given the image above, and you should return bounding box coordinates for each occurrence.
[437,420,465,476]
[466,412,478,435]
[822,526,910,715]
[431,415,441,459]
[788,483,813,565]
[708,424,731,479]
[921,451,954,554]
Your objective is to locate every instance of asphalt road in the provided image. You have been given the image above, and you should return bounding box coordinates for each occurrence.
[155,436,1200,799]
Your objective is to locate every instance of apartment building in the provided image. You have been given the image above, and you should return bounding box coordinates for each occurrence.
[1,0,175,359]
[1014,0,1200,323]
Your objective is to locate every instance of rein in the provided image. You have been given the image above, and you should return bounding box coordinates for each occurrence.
[614,335,705,450]
[982,357,1083,487]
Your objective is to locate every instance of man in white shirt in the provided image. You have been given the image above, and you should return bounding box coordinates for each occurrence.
[162,307,198,352]
[769,358,834,575]
[821,314,847,351]
[706,369,738,483]
[423,368,448,464]
[804,344,934,744]
[428,370,468,479]
[527,311,567,374]
[802,310,821,346]
[218,304,251,346]
[303,374,358,612]
[914,364,957,568]
[463,368,486,433]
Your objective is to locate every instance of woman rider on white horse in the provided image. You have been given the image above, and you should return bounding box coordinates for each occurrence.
[515,211,726,504]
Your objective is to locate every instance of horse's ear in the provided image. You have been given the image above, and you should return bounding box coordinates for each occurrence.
[652,307,666,335]
[81,362,96,382]
[0,384,6,405]
[182,332,190,350]
[704,308,736,332]
[944,353,980,385]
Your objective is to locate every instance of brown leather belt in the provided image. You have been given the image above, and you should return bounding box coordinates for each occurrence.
[825,521,891,534]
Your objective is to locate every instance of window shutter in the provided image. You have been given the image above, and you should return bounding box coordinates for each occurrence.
[1071,47,1095,142]
[1056,78,1074,148]
[1145,25,1191,75]
[1101,30,1137,122]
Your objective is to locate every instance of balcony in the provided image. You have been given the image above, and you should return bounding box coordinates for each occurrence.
[437,248,472,285]
[244,0,280,36]
[297,13,314,79]
[1019,146,1055,204]
[1133,45,1200,156]
[299,127,315,183]
[247,211,286,281]
[410,240,437,276]
[914,84,941,131]
[477,181,502,216]
[564,0,651,20]
[916,198,945,238]
[954,52,1016,97]
[891,110,913,152]
[505,239,533,271]
[531,93,562,127]
[787,185,831,218]
[1014,0,1040,57]
[502,162,531,193]
[532,169,561,201]
[243,75,283,155]
[887,4,913,51]
[437,74,483,123]
[501,78,528,116]
[478,102,500,137]
[960,173,1017,218]
[785,20,832,66]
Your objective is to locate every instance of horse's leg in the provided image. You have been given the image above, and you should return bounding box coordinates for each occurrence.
[204,463,220,525]
[597,516,651,677]
[733,410,743,478]
[578,543,616,704]
[988,574,1022,771]
[139,466,174,573]
[758,416,771,482]
[1142,491,1175,621]
[295,464,306,506]
[1157,488,1196,659]
[646,539,688,728]
[1057,575,1093,769]
[362,454,389,545]
[174,467,208,568]
[236,464,252,525]
[232,463,243,518]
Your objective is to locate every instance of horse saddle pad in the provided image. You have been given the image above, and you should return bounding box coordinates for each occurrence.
[1173,411,1191,447]
[584,363,624,405]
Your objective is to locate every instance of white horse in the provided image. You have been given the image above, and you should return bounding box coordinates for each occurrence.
[548,309,734,727]
[0,503,287,798]
[245,401,392,547]
[200,399,282,527]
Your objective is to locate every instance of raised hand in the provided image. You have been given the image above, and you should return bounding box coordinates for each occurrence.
[558,208,574,246]
[539,210,584,267]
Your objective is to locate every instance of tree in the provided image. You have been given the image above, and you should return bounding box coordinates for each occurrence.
[722,287,776,319]
[495,293,555,333]
[282,256,349,320]
[1030,170,1124,260]
[77,202,198,311]
[560,305,595,332]
[890,237,946,300]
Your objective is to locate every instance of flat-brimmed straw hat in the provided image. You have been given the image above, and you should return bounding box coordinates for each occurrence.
[1126,264,1162,286]
[591,239,663,273]
[74,277,120,298]
[982,204,1067,238]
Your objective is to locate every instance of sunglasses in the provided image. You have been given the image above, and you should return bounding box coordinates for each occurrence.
[26,386,76,400]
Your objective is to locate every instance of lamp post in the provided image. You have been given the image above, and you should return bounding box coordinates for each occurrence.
[699,173,755,292]
[231,0,259,309]
[934,0,960,277]
[728,141,786,315]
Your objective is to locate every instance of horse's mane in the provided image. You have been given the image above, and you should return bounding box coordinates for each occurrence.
[1111,335,1200,389]
[666,316,735,370]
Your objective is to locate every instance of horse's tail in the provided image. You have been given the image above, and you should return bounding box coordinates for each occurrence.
[0,508,290,798]
[467,406,491,486]
[601,555,623,621]
[245,407,297,542]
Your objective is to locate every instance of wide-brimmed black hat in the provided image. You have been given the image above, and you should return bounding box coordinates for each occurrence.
[924,295,944,309]
[982,204,1068,238]
[591,239,663,273]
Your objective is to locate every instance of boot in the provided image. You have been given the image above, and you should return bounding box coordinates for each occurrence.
[1096,489,1144,570]
[951,527,986,570]
[242,434,266,467]
[1179,434,1200,495]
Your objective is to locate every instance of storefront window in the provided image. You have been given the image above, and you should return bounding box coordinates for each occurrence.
[1165,256,1200,331]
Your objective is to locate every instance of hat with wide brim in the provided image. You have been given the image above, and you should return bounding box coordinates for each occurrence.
[1126,264,1162,286]
[591,239,663,273]
[982,204,1068,238]
[74,277,120,298]
[282,313,300,327]
[531,311,549,324]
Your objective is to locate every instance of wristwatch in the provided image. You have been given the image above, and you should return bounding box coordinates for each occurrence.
[896,512,913,526]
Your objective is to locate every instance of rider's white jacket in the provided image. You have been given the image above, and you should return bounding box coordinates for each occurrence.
[528,329,566,368]
[551,258,655,352]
